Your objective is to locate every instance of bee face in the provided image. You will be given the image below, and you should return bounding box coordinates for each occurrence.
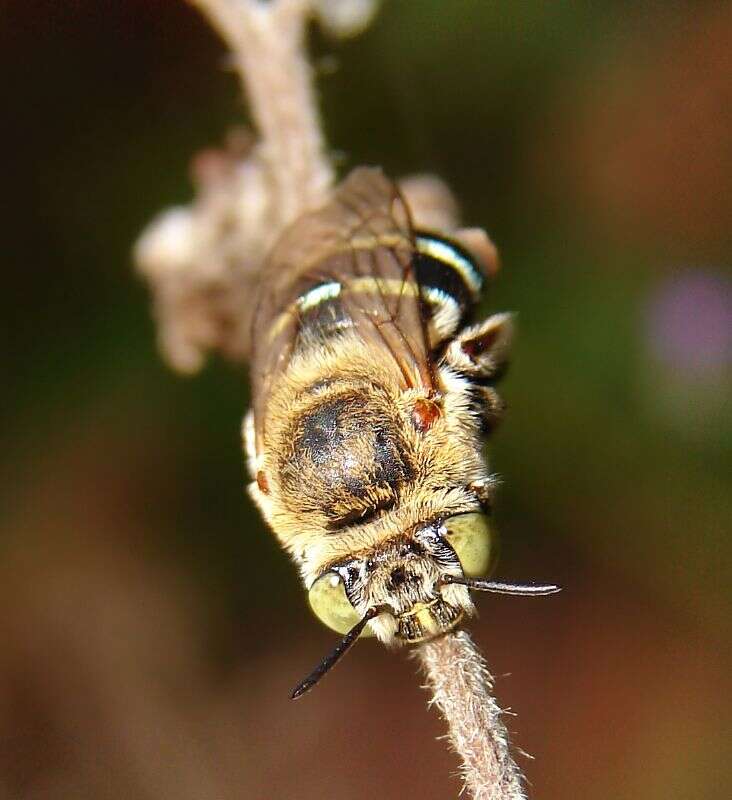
[307,514,496,645]
[353,530,467,644]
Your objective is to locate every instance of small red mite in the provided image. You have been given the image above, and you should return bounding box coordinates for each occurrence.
[256,470,270,494]
[412,397,441,432]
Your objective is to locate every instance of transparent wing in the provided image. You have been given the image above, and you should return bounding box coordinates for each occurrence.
[250,168,435,447]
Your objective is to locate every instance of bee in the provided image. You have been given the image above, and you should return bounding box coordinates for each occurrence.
[244,168,558,697]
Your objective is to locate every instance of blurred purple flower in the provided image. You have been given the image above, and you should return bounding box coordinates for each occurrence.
[645,270,732,372]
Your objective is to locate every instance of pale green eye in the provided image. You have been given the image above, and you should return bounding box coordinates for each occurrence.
[443,513,496,578]
[308,572,375,637]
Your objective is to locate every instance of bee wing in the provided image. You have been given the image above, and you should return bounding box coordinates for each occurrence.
[250,168,435,446]
[337,234,435,390]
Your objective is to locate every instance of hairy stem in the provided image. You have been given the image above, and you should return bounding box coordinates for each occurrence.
[189,0,334,219]
[417,631,527,800]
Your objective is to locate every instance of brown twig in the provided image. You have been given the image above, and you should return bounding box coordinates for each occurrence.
[134,0,349,372]
[189,0,334,222]
[136,3,530,799]
[417,631,527,800]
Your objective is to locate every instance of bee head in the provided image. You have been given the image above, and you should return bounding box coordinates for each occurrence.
[294,513,560,698]
[355,530,469,644]
[308,514,496,645]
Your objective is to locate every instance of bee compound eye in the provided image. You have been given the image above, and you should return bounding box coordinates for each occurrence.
[308,572,375,637]
[442,513,496,578]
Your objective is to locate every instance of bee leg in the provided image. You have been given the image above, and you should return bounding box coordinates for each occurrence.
[474,385,507,434]
[468,476,498,511]
[443,313,514,380]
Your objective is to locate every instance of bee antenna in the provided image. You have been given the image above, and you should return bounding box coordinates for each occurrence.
[442,574,562,596]
[290,607,378,700]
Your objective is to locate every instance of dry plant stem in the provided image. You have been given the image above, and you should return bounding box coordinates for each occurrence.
[190,0,334,219]
[417,631,527,800]
[136,0,340,372]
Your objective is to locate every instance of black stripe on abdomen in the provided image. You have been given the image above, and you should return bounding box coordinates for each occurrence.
[413,233,484,341]
[413,232,483,312]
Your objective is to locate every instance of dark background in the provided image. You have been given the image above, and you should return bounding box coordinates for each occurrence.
[2,1,730,798]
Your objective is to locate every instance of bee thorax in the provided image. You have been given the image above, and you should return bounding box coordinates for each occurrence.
[278,389,413,526]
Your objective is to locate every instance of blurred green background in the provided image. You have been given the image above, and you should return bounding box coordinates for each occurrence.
[2,2,730,798]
